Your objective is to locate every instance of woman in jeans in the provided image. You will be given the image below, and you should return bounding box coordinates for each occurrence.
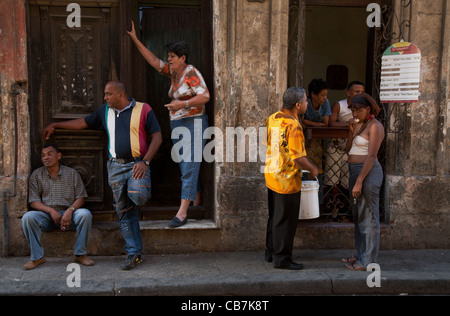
[128,21,210,228]
[343,93,385,271]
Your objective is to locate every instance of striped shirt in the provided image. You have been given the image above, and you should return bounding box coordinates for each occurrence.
[28,165,88,211]
[84,98,161,159]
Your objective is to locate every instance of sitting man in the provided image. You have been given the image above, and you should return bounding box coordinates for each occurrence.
[22,144,94,270]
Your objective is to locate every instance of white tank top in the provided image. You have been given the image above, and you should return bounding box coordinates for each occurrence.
[349,136,369,155]
[338,100,353,122]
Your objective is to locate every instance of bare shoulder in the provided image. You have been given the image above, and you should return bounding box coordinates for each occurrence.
[370,119,385,136]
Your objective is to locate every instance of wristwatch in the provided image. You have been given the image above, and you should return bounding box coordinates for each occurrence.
[143,160,150,167]
[185,100,189,110]
[69,206,75,212]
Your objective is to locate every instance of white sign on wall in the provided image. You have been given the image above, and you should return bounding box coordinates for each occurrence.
[380,42,421,103]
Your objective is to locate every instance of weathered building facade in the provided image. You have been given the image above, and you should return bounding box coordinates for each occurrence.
[0,0,449,258]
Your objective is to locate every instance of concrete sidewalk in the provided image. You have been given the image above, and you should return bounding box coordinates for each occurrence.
[0,249,449,296]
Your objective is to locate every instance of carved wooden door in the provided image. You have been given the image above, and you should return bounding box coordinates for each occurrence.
[29,2,120,219]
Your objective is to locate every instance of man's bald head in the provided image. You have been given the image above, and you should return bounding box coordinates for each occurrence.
[106,80,127,94]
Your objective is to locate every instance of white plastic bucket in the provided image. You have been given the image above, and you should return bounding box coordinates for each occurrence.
[299,178,320,220]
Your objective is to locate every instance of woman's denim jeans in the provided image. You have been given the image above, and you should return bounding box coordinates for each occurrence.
[107,160,151,256]
[22,208,92,260]
[170,114,208,201]
[348,161,383,268]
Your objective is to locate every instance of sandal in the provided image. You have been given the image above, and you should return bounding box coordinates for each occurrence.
[345,263,366,271]
[341,256,358,264]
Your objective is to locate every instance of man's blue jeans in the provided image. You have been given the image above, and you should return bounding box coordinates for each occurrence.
[107,160,151,256]
[22,208,92,260]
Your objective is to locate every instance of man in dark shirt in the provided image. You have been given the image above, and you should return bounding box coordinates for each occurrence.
[43,81,163,270]
[22,144,94,270]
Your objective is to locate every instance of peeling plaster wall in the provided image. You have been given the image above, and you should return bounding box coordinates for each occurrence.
[382,0,450,248]
[212,0,289,250]
[0,0,31,256]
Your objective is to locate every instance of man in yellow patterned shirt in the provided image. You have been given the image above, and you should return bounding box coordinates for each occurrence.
[265,87,318,270]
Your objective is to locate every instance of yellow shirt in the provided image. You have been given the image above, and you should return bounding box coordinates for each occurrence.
[264,110,307,194]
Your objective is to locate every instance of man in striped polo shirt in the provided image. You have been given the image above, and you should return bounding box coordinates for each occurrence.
[43,81,162,270]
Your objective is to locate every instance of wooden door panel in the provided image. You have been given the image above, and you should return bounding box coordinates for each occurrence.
[39,6,110,120]
[29,2,119,216]
[54,130,107,206]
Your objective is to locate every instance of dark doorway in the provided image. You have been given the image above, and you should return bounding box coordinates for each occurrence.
[125,1,214,220]
[28,0,214,221]
[288,0,391,223]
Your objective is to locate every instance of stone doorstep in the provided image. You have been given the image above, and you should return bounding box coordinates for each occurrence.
[139,219,218,230]
[38,219,220,257]
[43,219,219,232]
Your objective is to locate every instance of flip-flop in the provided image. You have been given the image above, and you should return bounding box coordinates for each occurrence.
[345,263,366,271]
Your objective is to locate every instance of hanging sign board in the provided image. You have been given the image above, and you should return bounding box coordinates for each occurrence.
[380,42,421,103]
